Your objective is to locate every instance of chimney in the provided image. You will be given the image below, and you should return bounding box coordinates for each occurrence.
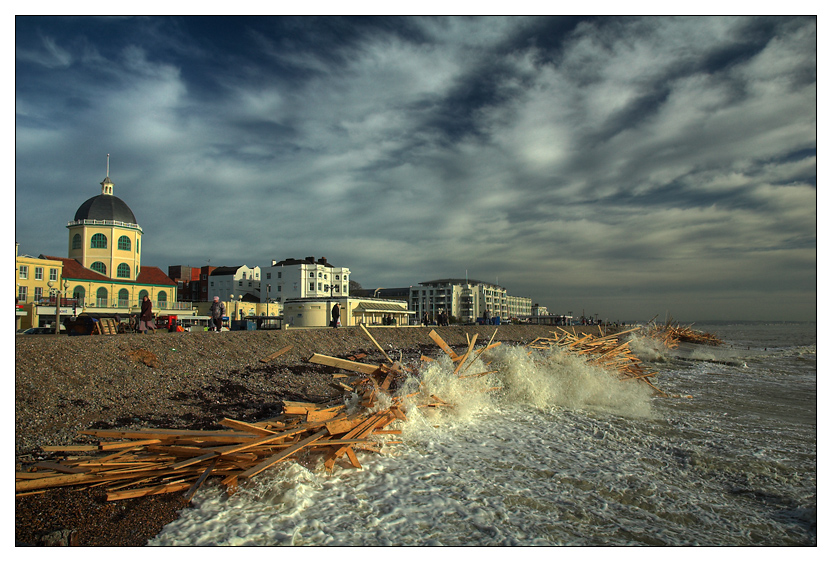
[319,257,327,264]
[305,256,314,263]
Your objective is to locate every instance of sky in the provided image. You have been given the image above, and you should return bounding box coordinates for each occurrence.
[14,15,818,322]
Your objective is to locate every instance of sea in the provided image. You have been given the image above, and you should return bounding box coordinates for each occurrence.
[150,322,817,546]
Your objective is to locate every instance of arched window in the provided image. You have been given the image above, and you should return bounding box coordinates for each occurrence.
[118,289,130,307]
[96,287,108,307]
[157,291,168,306]
[139,290,149,301]
[117,263,130,278]
[72,234,82,250]
[118,236,131,251]
[73,286,85,304]
[91,233,107,249]
[91,262,107,275]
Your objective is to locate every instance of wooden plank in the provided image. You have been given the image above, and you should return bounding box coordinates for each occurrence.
[219,418,279,436]
[307,353,382,376]
[260,345,294,363]
[183,457,219,501]
[32,462,88,474]
[107,481,193,501]
[345,447,362,469]
[99,438,162,451]
[325,414,366,436]
[306,409,343,423]
[170,452,218,470]
[239,429,329,479]
[40,445,99,453]
[210,423,319,456]
[427,330,459,360]
[80,428,261,442]
[329,381,354,392]
[453,333,478,374]
[360,324,394,363]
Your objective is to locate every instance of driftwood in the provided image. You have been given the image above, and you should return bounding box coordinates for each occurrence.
[16,325,669,501]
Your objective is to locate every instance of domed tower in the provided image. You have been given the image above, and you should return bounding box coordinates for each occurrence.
[67,155,143,280]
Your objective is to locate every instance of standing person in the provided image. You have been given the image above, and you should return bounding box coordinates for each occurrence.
[209,296,226,332]
[139,295,156,334]
[331,302,340,328]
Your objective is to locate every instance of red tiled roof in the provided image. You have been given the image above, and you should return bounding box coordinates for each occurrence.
[136,266,176,286]
[40,256,175,286]
[40,256,110,282]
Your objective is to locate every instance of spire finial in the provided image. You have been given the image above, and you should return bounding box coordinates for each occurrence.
[101,154,114,195]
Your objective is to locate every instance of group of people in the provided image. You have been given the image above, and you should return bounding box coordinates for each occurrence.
[421,311,450,326]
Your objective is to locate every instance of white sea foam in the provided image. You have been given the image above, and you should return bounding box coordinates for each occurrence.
[150,331,816,546]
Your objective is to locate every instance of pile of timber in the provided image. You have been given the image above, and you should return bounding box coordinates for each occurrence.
[15,328,497,502]
[646,317,724,348]
[16,324,666,501]
[525,326,667,397]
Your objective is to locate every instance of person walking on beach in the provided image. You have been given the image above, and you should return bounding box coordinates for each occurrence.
[139,295,156,334]
[331,302,340,328]
[209,296,226,332]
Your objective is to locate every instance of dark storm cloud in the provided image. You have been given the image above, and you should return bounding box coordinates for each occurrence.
[13,15,817,321]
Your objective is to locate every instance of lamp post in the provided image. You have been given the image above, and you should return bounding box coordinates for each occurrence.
[266,285,271,316]
[47,280,66,335]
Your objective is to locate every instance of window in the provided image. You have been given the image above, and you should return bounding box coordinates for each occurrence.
[318,272,322,278]
[242,273,247,280]
[139,290,149,301]
[309,272,314,278]
[19,265,28,279]
[335,275,340,280]
[318,283,322,291]
[118,236,131,251]
[18,286,27,301]
[238,281,243,287]
[49,268,58,281]
[34,287,43,301]
[117,263,130,278]
[35,267,43,280]
[266,273,271,279]
[91,233,107,249]
[96,287,108,306]
[343,285,348,293]
[278,272,282,279]
[309,282,315,291]
[73,286,85,303]
[334,285,340,292]
[158,291,167,304]
[91,262,107,275]
[277,285,282,292]
[72,234,82,249]
[248,282,252,287]
[118,289,130,306]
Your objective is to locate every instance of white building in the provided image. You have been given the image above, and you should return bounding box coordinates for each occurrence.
[260,256,350,304]
[408,278,531,324]
[207,265,261,301]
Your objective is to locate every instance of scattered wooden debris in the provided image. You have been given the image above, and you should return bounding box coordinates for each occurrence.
[260,345,294,363]
[525,327,667,397]
[17,325,671,501]
[646,317,724,348]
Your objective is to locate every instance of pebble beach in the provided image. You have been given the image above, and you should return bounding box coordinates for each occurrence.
[16,324,604,546]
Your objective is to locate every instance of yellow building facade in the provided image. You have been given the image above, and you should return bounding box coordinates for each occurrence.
[16,162,190,330]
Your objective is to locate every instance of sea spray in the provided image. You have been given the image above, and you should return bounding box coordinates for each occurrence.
[150,324,816,546]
